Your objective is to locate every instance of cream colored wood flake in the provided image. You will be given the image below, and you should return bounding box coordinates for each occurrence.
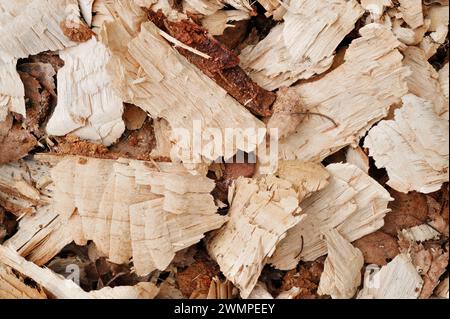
[46,38,125,146]
[401,224,441,243]
[105,20,265,162]
[360,0,392,21]
[202,10,250,36]
[439,63,449,107]
[0,0,78,58]
[240,0,364,90]
[403,47,448,120]
[4,155,226,274]
[398,0,424,29]
[365,94,449,194]
[278,24,410,162]
[0,56,25,122]
[358,254,423,299]
[257,0,286,20]
[270,163,392,270]
[0,265,47,299]
[317,229,364,299]
[346,147,370,174]
[79,0,94,26]
[207,176,307,298]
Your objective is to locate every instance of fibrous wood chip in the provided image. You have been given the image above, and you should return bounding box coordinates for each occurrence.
[46,38,125,146]
[270,163,392,270]
[0,57,26,121]
[345,147,370,174]
[206,166,328,298]
[401,224,441,242]
[257,0,286,20]
[240,0,364,90]
[3,155,226,275]
[0,245,159,299]
[360,0,393,22]
[182,0,253,15]
[79,0,95,26]
[104,18,265,162]
[398,0,424,29]
[0,264,47,299]
[0,116,37,165]
[403,47,448,120]
[439,63,449,106]
[365,94,449,194]
[206,277,237,299]
[201,10,250,36]
[277,24,410,162]
[317,229,364,299]
[357,254,423,299]
[0,0,78,58]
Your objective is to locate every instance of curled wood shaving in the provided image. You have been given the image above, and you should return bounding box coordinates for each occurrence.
[240,0,364,90]
[277,24,410,162]
[46,38,125,146]
[270,163,392,270]
[317,229,364,299]
[365,94,449,194]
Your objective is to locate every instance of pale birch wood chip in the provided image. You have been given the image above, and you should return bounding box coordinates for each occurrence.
[0,245,160,299]
[46,38,125,146]
[240,0,364,90]
[401,224,441,243]
[358,254,423,299]
[317,229,364,299]
[79,0,94,26]
[207,176,306,298]
[0,264,47,299]
[202,10,250,36]
[257,0,286,20]
[0,0,78,58]
[360,0,393,22]
[403,46,448,119]
[398,0,424,29]
[277,24,410,162]
[248,282,274,299]
[439,62,449,105]
[104,19,265,162]
[207,277,237,299]
[269,163,392,270]
[0,57,25,122]
[346,147,370,174]
[3,155,226,274]
[364,94,449,194]
[183,0,252,15]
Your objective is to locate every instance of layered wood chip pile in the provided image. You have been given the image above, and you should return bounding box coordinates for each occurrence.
[0,0,449,299]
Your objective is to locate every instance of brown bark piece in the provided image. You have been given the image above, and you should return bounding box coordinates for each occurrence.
[176,260,220,298]
[382,189,429,236]
[353,230,400,266]
[60,20,95,43]
[280,260,324,299]
[148,11,276,117]
[0,116,37,165]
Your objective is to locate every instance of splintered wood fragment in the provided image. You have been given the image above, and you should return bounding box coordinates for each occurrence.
[150,118,174,160]
[207,176,304,298]
[89,282,160,299]
[269,163,392,270]
[248,282,274,299]
[148,11,275,117]
[206,277,237,299]
[78,0,95,26]
[401,224,441,242]
[0,0,79,58]
[202,10,250,36]
[0,245,89,299]
[364,94,449,194]
[0,57,26,121]
[46,38,125,146]
[439,62,449,114]
[239,0,364,90]
[360,0,392,21]
[0,264,47,299]
[104,19,265,162]
[182,0,253,15]
[403,47,448,119]
[4,155,226,274]
[277,24,410,162]
[398,0,424,29]
[257,0,286,20]
[0,245,160,299]
[358,254,423,299]
[346,147,370,174]
[0,116,37,166]
[317,229,364,299]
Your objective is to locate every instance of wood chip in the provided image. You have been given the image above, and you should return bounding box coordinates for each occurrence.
[365,94,449,194]
[277,24,410,162]
[0,57,25,121]
[401,224,441,242]
[270,163,392,270]
[398,0,424,29]
[317,229,364,299]
[358,254,423,299]
[240,0,364,90]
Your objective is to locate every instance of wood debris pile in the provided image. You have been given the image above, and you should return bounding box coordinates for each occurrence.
[0,0,448,299]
